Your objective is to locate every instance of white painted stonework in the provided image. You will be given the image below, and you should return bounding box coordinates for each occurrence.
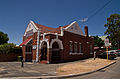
[64,21,84,36]
[24,21,38,36]
[50,38,63,49]
[40,38,49,49]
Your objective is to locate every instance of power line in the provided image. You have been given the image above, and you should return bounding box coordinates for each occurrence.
[79,0,113,23]
[88,0,113,21]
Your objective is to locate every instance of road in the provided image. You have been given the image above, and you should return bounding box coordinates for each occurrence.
[65,57,120,79]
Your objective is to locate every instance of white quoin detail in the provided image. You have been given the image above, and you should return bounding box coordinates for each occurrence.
[36,30,40,62]
[61,27,64,36]
[43,33,45,40]
[55,33,58,39]
[50,39,63,49]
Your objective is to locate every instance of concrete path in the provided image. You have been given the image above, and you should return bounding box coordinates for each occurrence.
[0,62,60,78]
[0,57,118,79]
[0,59,85,78]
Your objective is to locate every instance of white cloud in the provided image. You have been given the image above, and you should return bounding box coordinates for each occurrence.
[79,18,88,22]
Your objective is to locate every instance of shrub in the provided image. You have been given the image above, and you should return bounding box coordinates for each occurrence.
[0,43,22,54]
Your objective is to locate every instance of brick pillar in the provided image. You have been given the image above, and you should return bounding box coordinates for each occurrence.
[47,48,52,63]
[22,46,26,61]
[38,49,41,62]
[32,49,36,62]
[60,49,64,62]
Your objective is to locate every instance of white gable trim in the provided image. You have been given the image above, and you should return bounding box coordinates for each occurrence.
[23,20,39,36]
[65,21,76,29]
[64,21,84,36]
[30,20,39,30]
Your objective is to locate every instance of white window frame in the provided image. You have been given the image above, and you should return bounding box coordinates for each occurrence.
[69,42,83,55]
[69,41,73,53]
[74,42,77,53]
[79,43,83,54]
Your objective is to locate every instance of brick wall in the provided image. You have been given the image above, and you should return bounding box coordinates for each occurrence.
[42,31,94,63]
[0,53,21,62]
[61,31,94,62]
[22,30,94,63]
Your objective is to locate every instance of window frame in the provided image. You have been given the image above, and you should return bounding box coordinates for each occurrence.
[69,41,73,53]
[74,42,77,53]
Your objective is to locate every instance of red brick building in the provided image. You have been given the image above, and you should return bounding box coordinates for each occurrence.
[20,21,94,63]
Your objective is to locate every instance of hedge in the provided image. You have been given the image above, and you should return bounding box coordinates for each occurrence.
[0,43,22,54]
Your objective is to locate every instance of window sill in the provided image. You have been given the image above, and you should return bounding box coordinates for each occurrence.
[25,52,32,54]
[90,53,93,54]
[69,53,83,55]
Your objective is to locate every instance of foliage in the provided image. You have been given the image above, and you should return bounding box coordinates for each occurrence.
[93,35,104,47]
[0,31,9,45]
[104,14,120,48]
[0,43,22,53]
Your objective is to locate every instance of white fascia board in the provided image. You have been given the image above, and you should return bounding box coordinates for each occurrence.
[23,20,39,36]
[65,21,77,30]
[30,20,39,30]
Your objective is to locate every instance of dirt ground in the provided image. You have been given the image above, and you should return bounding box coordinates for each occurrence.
[56,58,115,76]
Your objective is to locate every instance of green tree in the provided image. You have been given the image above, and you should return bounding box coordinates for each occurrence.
[104,14,120,48]
[0,31,9,45]
[93,35,104,47]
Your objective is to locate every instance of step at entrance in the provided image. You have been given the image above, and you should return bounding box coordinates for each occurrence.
[40,60,47,64]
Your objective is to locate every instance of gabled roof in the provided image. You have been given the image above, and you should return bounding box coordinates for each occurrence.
[34,23,69,34]
[20,37,32,46]
[62,25,69,28]
[63,21,84,35]
[24,20,84,36]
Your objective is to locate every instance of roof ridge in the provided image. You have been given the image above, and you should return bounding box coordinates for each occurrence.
[34,23,69,29]
[34,23,55,29]
[34,22,70,34]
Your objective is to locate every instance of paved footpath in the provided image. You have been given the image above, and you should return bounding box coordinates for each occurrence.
[0,59,85,78]
[65,57,120,79]
[0,57,119,79]
[0,62,62,78]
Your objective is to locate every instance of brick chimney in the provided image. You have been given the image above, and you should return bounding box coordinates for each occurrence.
[84,26,88,37]
[59,26,61,28]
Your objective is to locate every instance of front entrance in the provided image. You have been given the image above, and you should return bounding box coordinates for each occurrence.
[41,42,47,61]
[52,42,61,63]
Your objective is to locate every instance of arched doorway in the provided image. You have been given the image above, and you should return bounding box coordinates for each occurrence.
[52,42,61,63]
[41,42,47,61]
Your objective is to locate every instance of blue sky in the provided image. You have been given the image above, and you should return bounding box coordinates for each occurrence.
[0,0,119,45]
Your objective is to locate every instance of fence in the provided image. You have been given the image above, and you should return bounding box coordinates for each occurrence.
[0,53,21,62]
